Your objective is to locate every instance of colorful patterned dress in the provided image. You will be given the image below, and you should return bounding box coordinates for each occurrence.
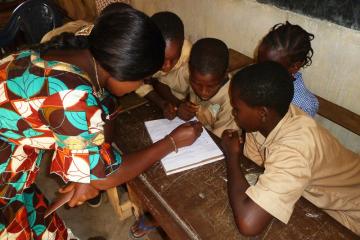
[0,50,122,239]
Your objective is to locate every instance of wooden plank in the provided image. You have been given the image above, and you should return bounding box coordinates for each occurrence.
[228,48,254,72]
[317,95,360,135]
[106,187,133,221]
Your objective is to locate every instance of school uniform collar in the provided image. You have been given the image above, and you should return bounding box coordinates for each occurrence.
[258,105,293,150]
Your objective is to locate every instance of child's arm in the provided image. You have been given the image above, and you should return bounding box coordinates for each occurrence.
[177,101,198,120]
[152,80,183,107]
[144,90,177,120]
[91,121,203,190]
[221,130,273,236]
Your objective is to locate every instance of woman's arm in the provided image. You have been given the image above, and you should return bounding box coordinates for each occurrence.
[91,121,203,190]
[91,136,172,189]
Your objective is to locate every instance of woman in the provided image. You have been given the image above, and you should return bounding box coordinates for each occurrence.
[0,6,202,239]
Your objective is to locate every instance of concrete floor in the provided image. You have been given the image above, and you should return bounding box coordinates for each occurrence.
[36,153,137,240]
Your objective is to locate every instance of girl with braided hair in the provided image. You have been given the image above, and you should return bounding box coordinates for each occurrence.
[257,21,319,117]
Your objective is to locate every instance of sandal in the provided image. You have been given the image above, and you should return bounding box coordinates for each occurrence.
[129,215,158,239]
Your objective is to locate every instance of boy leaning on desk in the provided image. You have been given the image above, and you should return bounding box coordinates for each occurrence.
[221,61,360,236]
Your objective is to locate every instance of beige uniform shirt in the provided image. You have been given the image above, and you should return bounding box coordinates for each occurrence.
[135,40,192,100]
[189,79,238,138]
[244,104,360,235]
[41,20,92,43]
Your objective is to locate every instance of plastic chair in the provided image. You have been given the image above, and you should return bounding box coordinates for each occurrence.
[0,0,66,49]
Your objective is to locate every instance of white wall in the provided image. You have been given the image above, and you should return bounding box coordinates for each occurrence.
[132,0,360,153]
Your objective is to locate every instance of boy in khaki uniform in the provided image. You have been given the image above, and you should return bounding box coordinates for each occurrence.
[222,62,360,236]
[177,38,238,138]
[135,12,192,120]
[135,39,191,103]
[187,79,236,138]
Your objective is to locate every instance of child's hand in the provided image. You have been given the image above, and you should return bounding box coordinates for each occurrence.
[177,101,199,120]
[163,102,177,120]
[221,129,244,158]
[169,121,203,148]
[59,182,99,207]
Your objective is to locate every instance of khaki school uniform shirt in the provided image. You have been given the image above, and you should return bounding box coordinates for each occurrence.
[244,104,360,235]
[189,79,238,138]
[41,20,92,43]
[135,40,192,100]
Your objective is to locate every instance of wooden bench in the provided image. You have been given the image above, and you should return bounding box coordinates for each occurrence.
[317,96,360,135]
[229,48,360,137]
[228,48,254,72]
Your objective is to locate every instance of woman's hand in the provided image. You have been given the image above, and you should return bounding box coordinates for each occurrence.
[177,101,198,120]
[221,129,244,158]
[59,182,99,207]
[169,121,203,148]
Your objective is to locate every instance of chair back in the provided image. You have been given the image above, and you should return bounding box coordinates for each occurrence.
[0,0,65,47]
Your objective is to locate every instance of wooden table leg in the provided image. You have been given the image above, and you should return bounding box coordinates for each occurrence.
[106,187,133,221]
[127,183,143,219]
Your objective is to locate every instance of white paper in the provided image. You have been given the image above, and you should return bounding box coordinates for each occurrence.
[145,117,224,175]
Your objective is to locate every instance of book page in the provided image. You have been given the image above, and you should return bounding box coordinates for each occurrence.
[145,118,224,175]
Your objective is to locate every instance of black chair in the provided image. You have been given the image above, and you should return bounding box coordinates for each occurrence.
[0,0,66,54]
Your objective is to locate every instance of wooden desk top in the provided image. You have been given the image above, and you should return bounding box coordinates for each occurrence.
[114,103,358,240]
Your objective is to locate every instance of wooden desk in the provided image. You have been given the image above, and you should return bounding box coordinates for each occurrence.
[114,103,358,240]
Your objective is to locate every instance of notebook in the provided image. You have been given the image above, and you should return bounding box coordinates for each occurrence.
[145,117,224,175]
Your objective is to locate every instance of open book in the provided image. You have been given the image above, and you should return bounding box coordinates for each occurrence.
[145,118,224,175]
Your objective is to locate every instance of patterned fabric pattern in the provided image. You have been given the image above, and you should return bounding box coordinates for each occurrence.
[0,185,68,239]
[0,50,122,238]
[292,72,319,117]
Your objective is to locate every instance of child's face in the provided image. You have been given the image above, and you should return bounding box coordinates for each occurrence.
[161,39,183,73]
[230,88,261,132]
[189,68,224,101]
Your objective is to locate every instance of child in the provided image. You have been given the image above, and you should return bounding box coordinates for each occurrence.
[257,21,319,117]
[177,38,238,137]
[135,11,192,120]
[222,61,360,236]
